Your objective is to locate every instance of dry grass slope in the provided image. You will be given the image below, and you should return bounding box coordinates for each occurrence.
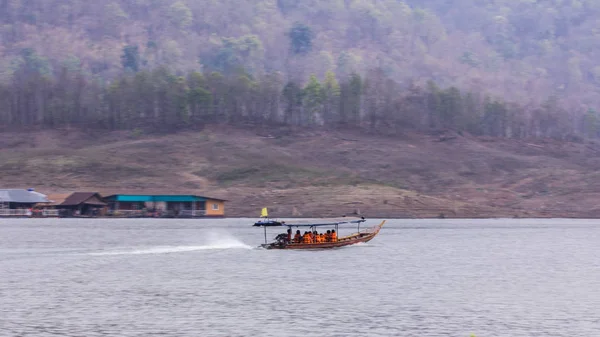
[2,126,600,218]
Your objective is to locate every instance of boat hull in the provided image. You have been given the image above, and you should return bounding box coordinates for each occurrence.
[260,220,385,250]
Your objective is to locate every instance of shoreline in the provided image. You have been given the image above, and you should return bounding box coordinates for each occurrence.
[3,214,600,220]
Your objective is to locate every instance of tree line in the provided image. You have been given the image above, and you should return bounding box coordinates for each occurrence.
[0,58,598,140]
[3,0,600,109]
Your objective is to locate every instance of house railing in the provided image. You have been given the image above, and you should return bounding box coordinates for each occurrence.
[0,209,32,217]
[42,209,60,217]
[104,209,207,218]
[178,210,206,217]
[0,208,210,218]
[106,210,146,217]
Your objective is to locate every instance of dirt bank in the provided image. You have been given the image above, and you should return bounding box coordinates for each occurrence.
[1,126,600,218]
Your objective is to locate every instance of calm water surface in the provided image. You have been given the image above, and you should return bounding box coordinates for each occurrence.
[1,218,600,337]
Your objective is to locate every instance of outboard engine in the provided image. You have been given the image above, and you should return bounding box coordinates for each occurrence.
[274,233,288,243]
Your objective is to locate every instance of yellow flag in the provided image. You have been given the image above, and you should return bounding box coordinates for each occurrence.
[261,207,268,218]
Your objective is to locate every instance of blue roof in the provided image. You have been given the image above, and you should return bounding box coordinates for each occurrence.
[254,217,366,227]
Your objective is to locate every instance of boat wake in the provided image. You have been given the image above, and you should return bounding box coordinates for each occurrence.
[89,231,252,256]
[343,242,373,249]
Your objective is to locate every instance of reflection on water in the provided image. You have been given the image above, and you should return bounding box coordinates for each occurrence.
[1,218,600,337]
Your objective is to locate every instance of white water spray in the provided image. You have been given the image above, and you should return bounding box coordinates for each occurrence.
[89,230,252,256]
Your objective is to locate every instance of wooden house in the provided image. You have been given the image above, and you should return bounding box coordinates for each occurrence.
[40,192,107,217]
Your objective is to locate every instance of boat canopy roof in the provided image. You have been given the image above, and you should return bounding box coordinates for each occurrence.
[253,217,366,227]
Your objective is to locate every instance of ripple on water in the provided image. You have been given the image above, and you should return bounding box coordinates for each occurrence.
[1,218,600,336]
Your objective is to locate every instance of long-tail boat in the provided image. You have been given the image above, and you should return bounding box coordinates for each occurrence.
[253,209,385,250]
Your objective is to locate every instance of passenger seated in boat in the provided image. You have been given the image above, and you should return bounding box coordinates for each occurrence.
[326,230,331,242]
[302,232,311,244]
[319,233,325,243]
[312,230,318,243]
[293,230,301,243]
[331,230,337,242]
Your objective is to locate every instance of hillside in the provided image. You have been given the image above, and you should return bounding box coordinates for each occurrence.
[2,0,600,109]
[2,126,600,218]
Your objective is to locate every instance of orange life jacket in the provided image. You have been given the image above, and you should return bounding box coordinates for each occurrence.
[331,232,337,242]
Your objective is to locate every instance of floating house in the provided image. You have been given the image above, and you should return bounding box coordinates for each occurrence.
[0,189,49,216]
[39,193,70,217]
[43,192,107,217]
[104,194,227,217]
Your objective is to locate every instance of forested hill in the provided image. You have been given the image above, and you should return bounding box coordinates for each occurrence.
[2,1,600,139]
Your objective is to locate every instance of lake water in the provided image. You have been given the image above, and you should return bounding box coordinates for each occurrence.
[1,218,600,337]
